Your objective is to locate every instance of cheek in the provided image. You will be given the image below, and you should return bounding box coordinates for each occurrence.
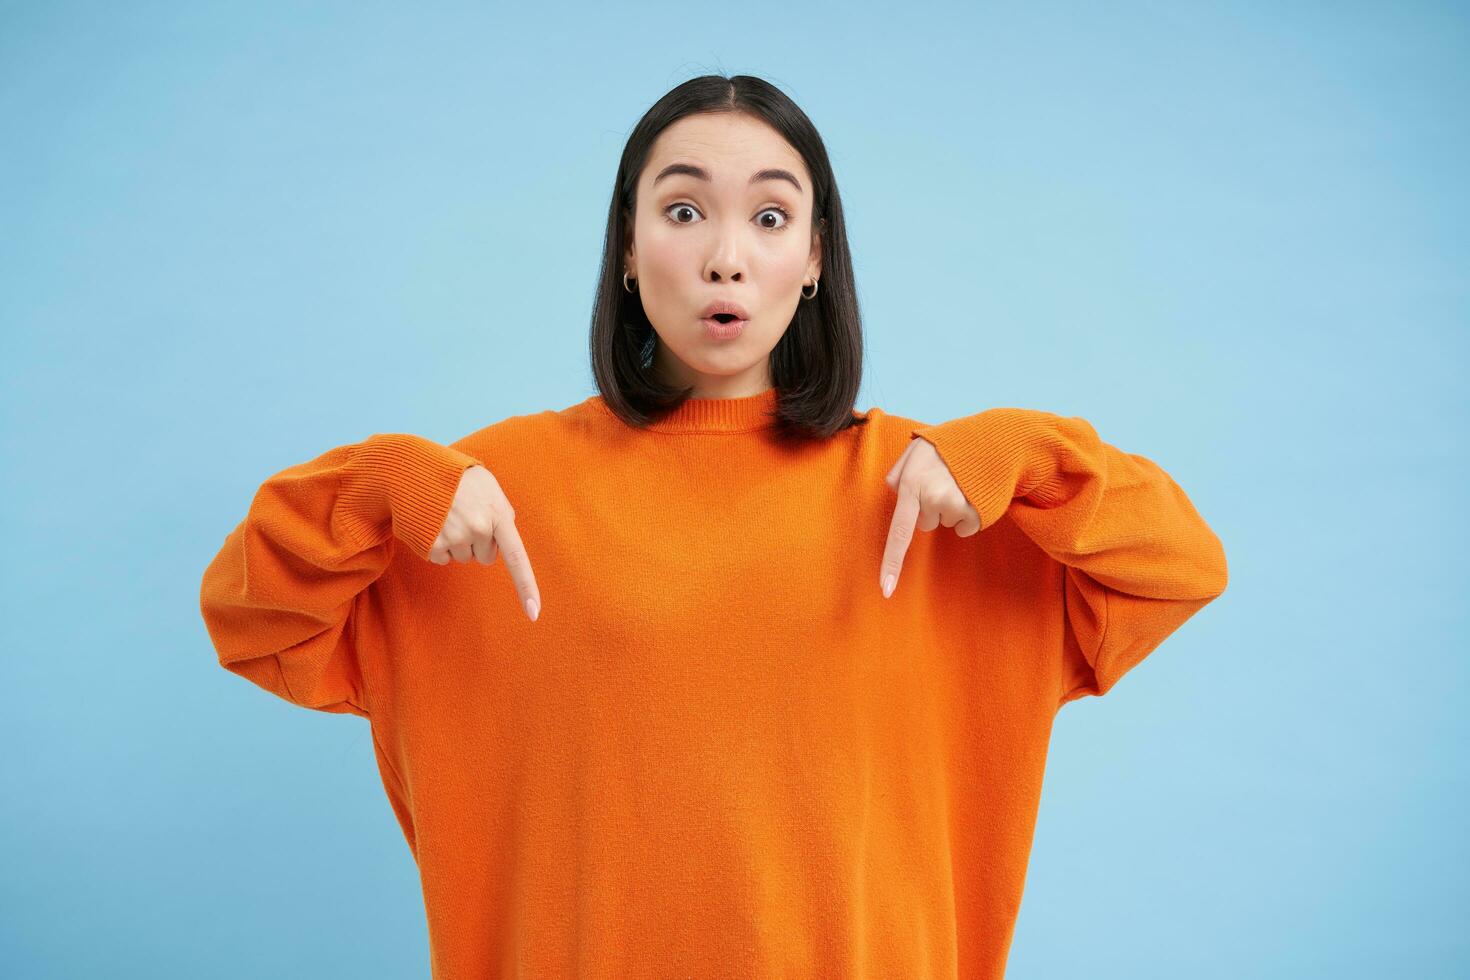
[767,239,813,281]
[638,223,691,275]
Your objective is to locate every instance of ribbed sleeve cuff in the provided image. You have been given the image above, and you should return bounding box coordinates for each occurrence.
[908,408,1062,531]
[335,433,483,559]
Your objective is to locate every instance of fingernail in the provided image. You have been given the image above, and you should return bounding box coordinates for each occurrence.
[525,597,539,621]
[882,574,895,598]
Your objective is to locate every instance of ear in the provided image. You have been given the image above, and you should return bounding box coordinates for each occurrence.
[809,218,824,278]
[623,214,637,274]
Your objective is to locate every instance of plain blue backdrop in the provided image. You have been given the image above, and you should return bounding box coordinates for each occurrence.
[3,1,1465,977]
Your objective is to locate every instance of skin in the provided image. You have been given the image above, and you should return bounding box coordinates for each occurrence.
[429,464,544,621]
[623,111,822,397]
[880,434,983,599]
[425,111,981,619]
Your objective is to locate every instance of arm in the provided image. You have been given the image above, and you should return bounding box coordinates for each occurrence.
[199,432,482,717]
[909,408,1229,706]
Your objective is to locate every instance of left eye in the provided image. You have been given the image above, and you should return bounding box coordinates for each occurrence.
[756,207,790,229]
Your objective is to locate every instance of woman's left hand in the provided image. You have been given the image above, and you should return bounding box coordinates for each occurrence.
[879,436,981,598]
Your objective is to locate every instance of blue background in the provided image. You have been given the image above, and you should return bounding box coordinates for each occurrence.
[3,2,1465,976]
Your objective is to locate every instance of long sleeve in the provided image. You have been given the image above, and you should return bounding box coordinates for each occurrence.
[199,432,483,717]
[910,407,1229,706]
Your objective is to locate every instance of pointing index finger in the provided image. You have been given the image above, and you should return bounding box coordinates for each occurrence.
[492,516,542,621]
[880,480,920,598]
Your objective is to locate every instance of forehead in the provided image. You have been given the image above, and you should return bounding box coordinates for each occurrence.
[642,113,809,191]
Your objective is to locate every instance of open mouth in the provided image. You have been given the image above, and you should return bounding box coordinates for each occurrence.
[710,313,742,324]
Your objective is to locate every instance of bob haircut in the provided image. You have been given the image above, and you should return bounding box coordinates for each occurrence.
[589,74,870,442]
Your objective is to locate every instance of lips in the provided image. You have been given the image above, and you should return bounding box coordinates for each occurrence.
[700,300,750,322]
[701,316,745,340]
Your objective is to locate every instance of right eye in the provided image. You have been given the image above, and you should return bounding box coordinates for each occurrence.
[663,203,703,225]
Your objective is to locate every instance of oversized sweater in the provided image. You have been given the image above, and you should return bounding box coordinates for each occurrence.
[198,385,1228,979]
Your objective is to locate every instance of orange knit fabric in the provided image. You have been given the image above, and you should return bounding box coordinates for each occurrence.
[199,386,1228,979]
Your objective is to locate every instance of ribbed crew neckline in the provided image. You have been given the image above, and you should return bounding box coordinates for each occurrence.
[591,386,781,434]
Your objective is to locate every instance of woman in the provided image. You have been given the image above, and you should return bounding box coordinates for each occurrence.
[200,74,1228,979]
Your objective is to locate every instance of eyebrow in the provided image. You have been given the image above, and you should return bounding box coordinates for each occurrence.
[651,162,803,194]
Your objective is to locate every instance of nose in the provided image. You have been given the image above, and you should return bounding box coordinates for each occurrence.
[704,226,747,283]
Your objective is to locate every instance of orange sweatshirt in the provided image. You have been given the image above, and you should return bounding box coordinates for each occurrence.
[199,386,1228,979]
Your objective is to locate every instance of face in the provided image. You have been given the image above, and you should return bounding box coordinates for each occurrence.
[624,112,822,398]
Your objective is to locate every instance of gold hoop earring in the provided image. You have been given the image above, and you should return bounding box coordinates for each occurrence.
[801,277,819,300]
[623,272,637,293]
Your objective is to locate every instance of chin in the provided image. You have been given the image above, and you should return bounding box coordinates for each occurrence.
[693,355,768,378]
[677,342,753,369]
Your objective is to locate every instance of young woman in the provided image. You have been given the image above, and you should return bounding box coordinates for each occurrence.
[201,74,1228,979]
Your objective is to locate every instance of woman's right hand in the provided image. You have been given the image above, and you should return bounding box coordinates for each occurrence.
[428,464,542,622]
